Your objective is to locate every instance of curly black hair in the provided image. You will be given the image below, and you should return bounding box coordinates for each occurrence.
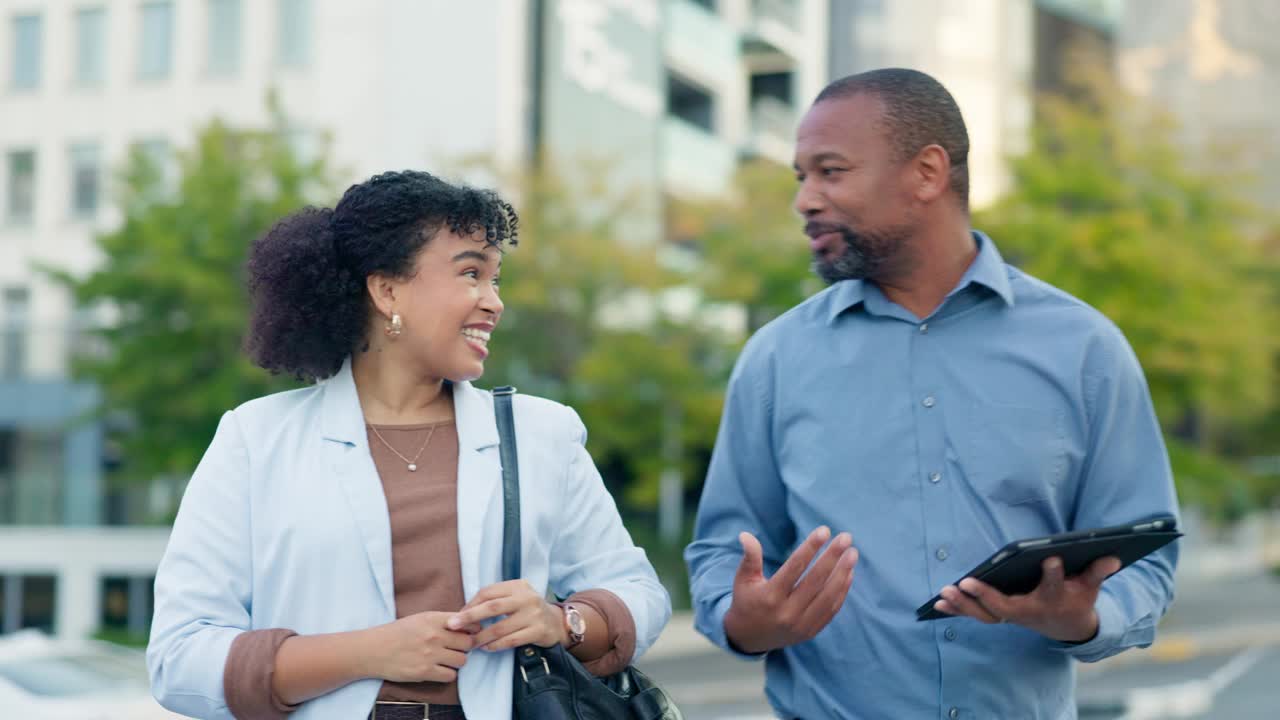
[244,170,519,381]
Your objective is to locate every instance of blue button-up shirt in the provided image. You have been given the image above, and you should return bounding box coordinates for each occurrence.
[686,232,1179,720]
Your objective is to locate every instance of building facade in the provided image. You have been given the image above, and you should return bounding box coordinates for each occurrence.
[0,0,829,639]
[825,0,1122,210]
[1117,0,1280,210]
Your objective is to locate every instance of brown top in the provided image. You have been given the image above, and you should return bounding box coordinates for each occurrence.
[222,421,637,719]
[371,420,468,704]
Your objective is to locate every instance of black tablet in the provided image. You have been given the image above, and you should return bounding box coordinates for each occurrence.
[916,515,1181,621]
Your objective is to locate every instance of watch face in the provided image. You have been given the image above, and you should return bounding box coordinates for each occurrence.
[567,607,586,635]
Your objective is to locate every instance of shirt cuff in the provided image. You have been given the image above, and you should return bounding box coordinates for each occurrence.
[700,593,767,661]
[1047,589,1124,661]
[223,628,300,719]
[565,589,636,677]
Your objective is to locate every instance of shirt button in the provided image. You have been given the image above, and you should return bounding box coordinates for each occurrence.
[949,708,960,719]
[922,396,936,408]
[945,627,957,641]
[930,471,941,483]
[919,323,929,333]
[936,547,949,561]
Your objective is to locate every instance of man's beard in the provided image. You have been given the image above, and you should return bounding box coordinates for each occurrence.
[808,222,911,285]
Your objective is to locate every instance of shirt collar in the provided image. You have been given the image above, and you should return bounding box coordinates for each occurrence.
[826,230,1015,324]
[955,230,1015,307]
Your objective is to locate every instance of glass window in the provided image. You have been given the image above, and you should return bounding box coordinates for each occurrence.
[74,7,107,87]
[0,430,15,524]
[131,137,175,195]
[70,143,101,217]
[99,575,153,636]
[277,0,311,68]
[0,575,14,633]
[667,72,715,133]
[100,576,130,629]
[207,0,241,76]
[6,430,63,524]
[136,137,170,165]
[137,1,174,80]
[2,286,29,380]
[21,575,57,633]
[11,14,42,90]
[6,150,36,223]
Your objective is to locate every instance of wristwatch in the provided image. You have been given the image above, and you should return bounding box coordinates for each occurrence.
[562,603,586,648]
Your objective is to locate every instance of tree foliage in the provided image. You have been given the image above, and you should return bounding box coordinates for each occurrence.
[46,109,337,491]
[976,77,1280,516]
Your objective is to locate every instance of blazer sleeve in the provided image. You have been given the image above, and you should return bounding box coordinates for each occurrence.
[545,407,672,663]
[146,409,255,719]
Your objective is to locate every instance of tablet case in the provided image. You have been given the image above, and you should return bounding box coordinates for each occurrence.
[916,517,1181,621]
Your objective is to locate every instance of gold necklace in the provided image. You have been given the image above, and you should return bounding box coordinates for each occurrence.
[368,423,437,472]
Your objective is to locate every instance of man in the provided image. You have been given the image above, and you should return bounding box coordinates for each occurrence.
[685,68,1179,719]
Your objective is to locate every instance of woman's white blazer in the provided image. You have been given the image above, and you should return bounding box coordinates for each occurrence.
[146,358,671,719]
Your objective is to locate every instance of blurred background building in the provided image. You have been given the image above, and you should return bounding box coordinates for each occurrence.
[0,0,1270,650]
[1117,0,1280,210]
[0,0,834,643]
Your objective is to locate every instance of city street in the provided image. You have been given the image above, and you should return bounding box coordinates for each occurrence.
[638,572,1280,719]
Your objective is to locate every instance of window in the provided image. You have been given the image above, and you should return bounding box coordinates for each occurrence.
[6,150,36,223]
[0,430,15,524]
[0,418,63,525]
[11,14,42,90]
[0,429,62,524]
[21,575,56,632]
[74,7,107,87]
[2,286,29,380]
[0,575,13,632]
[132,137,174,192]
[137,1,174,80]
[69,143,101,217]
[135,137,171,169]
[750,71,792,104]
[277,0,311,68]
[207,0,241,76]
[0,574,57,634]
[100,575,154,637]
[666,72,715,133]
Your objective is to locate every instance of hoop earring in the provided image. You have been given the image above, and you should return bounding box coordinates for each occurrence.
[385,312,403,338]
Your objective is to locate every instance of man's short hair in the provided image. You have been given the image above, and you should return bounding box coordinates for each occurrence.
[816,68,970,210]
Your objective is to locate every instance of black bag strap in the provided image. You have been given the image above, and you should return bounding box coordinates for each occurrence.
[492,387,554,684]
[493,387,682,719]
[492,386,521,583]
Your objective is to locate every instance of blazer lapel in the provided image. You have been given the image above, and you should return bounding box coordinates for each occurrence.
[319,358,396,617]
[452,381,503,602]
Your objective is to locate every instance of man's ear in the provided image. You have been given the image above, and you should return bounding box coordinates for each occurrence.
[913,144,952,203]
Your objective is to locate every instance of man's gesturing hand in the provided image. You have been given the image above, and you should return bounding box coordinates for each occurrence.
[723,526,858,654]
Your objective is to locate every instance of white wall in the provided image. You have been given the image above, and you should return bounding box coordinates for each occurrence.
[829,0,1034,210]
[0,526,170,639]
[0,0,522,379]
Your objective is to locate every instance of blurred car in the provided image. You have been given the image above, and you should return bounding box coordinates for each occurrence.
[0,629,182,719]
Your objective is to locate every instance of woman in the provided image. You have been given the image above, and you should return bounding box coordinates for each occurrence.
[146,171,671,720]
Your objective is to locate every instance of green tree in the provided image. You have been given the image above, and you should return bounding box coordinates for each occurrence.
[477,162,730,512]
[46,109,337,507]
[480,161,668,400]
[572,318,732,506]
[975,78,1280,517]
[670,160,819,333]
